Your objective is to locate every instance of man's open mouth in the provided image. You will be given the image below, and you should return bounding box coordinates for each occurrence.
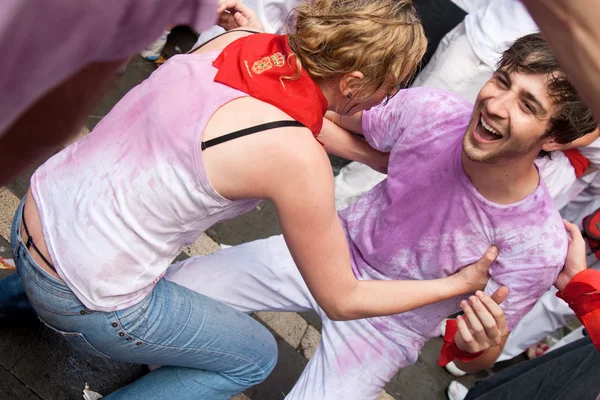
[475,116,503,142]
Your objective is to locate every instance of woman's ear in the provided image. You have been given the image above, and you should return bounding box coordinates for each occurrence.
[339,71,364,97]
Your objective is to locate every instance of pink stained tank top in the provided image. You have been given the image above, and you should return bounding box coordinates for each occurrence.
[31,52,260,311]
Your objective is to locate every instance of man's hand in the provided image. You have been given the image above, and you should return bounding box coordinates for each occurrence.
[452,246,498,293]
[454,287,509,354]
[217,0,264,32]
[369,151,389,174]
[555,219,588,291]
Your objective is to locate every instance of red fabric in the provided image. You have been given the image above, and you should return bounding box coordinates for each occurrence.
[583,211,600,260]
[563,148,590,178]
[213,34,328,136]
[438,319,484,367]
[556,269,600,351]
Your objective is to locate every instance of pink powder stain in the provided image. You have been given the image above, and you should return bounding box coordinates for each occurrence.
[334,331,401,376]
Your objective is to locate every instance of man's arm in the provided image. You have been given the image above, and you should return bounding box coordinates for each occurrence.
[325,111,365,135]
[318,118,389,173]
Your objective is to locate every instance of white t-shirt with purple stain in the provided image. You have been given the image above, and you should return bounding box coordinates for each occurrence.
[338,88,567,356]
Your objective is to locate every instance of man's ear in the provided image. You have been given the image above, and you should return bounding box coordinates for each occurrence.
[541,135,567,152]
[339,71,364,97]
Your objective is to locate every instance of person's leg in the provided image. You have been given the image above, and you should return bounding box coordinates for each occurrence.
[166,235,424,399]
[12,202,277,399]
[546,326,585,353]
[465,336,600,400]
[285,316,416,400]
[164,235,318,313]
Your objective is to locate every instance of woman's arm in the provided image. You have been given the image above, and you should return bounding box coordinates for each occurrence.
[318,118,389,173]
[260,134,496,321]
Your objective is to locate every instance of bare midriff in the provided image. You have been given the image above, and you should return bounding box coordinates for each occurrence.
[21,188,61,280]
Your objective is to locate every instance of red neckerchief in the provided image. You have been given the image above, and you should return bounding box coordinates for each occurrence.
[557,269,600,351]
[563,148,591,178]
[213,34,328,136]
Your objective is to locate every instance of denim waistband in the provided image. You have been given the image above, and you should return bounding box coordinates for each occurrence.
[12,195,75,298]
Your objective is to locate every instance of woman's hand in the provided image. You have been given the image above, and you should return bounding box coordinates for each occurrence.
[452,246,498,294]
[217,0,265,32]
[555,219,588,291]
[454,287,509,353]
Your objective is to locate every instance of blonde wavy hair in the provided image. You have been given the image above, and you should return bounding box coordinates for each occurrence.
[286,0,427,102]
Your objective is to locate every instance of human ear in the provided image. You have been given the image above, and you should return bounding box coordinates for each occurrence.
[338,71,364,98]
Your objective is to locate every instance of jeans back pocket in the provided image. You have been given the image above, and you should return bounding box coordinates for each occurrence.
[39,317,111,359]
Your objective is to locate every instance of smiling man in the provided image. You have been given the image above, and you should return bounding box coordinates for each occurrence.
[162,33,597,399]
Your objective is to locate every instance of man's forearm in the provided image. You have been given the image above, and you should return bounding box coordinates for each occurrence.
[318,118,388,173]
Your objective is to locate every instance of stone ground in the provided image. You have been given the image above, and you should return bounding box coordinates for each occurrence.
[0,27,526,400]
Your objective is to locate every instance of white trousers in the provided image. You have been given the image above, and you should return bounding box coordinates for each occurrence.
[164,235,417,400]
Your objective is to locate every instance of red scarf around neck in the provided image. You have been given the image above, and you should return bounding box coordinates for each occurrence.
[213,34,328,136]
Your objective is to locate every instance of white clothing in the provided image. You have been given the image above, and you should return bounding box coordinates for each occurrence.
[334,162,384,210]
[561,174,600,228]
[580,138,600,170]
[546,326,586,353]
[195,0,298,47]
[497,287,575,362]
[450,0,486,13]
[464,0,538,68]
[412,23,493,103]
[536,152,581,210]
[165,235,414,400]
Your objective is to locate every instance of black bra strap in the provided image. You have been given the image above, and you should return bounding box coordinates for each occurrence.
[201,120,305,150]
[188,29,260,54]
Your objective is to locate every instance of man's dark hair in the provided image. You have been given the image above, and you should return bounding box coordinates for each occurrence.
[498,33,597,158]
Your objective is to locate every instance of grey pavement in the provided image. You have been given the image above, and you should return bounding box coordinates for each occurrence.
[0,27,519,400]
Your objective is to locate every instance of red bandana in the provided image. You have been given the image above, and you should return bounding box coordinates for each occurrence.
[213,34,328,136]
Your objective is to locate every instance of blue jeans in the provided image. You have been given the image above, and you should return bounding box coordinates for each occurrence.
[11,198,277,399]
[0,273,34,318]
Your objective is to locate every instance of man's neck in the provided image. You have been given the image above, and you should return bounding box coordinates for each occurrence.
[461,152,541,205]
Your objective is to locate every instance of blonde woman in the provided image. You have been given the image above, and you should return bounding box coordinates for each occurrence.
[12,0,494,398]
